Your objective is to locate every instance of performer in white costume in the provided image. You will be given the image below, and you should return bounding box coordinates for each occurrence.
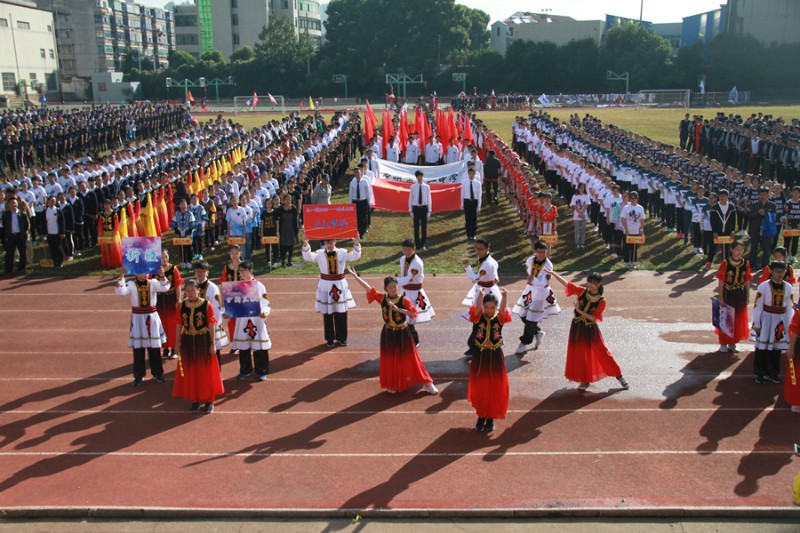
[396,239,435,346]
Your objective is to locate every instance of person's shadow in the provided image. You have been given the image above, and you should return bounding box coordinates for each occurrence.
[659,349,741,410]
[0,376,197,493]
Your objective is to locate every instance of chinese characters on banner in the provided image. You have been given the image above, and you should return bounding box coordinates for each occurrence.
[303,204,358,240]
[122,237,162,275]
[221,281,261,318]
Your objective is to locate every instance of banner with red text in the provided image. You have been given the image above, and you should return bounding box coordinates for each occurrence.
[303,204,358,240]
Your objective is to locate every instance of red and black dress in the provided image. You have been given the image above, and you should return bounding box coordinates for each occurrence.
[156,263,183,350]
[172,298,224,403]
[467,306,512,419]
[366,288,433,392]
[564,282,622,383]
[715,257,752,345]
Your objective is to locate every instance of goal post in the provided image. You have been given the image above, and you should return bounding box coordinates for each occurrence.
[233,94,285,114]
[635,89,691,109]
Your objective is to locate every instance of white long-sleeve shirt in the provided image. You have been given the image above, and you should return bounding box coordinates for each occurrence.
[349,178,374,206]
[409,182,432,214]
[461,179,481,212]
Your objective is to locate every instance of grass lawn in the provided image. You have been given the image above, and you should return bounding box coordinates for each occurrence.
[16,105,800,278]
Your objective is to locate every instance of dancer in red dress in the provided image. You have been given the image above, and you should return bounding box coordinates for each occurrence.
[155,249,183,360]
[97,200,122,269]
[467,287,512,432]
[548,269,630,391]
[786,310,800,413]
[715,240,751,353]
[348,267,438,395]
[173,280,224,413]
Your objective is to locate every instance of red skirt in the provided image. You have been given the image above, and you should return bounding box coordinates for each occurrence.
[565,320,621,383]
[100,241,122,269]
[468,347,509,419]
[379,326,432,392]
[172,334,224,403]
[157,292,179,349]
[785,354,800,406]
[717,287,750,344]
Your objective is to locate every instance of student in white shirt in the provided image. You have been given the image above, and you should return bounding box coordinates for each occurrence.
[569,182,591,249]
[461,168,481,241]
[621,191,646,269]
[409,170,432,249]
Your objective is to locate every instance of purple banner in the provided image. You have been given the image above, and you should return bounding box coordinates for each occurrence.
[122,237,162,275]
[221,280,261,318]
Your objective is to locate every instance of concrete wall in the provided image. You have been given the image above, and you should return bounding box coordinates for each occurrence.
[0,1,59,96]
[727,0,800,45]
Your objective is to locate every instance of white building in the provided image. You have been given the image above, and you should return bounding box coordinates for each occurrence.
[490,12,605,56]
[173,0,323,61]
[0,0,59,102]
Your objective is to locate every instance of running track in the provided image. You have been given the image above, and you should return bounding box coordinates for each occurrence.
[0,271,798,516]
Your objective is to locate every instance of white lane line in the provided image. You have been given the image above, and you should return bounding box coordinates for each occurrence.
[0,407,786,415]
[0,450,789,458]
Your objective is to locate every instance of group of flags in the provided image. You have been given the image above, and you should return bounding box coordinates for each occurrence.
[363,101,474,160]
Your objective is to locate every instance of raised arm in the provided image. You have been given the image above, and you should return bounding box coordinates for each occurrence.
[544,267,568,287]
[347,265,371,292]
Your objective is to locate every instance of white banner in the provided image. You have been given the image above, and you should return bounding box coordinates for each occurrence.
[377,159,466,184]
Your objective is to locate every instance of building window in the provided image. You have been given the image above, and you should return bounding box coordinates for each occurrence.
[47,24,52,32]
[98,82,107,92]
[0,18,8,27]
[17,21,31,30]
[2,72,16,91]
[29,73,37,82]
[232,33,240,45]
[49,49,55,59]
[40,49,46,58]
[231,0,237,7]
[231,13,238,26]
[282,0,288,8]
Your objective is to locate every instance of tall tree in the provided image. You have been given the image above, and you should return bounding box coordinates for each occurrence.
[255,16,315,93]
[602,23,672,91]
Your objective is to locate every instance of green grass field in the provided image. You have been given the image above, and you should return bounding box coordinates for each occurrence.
[20,105,800,277]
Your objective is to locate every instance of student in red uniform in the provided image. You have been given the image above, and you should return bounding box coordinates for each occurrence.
[348,267,438,395]
[155,249,182,360]
[758,247,796,285]
[715,240,752,353]
[173,279,224,413]
[467,287,512,432]
[786,309,800,413]
[547,269,630,392]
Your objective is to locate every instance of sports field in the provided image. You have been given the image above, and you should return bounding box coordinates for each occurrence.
[24,105,800,278]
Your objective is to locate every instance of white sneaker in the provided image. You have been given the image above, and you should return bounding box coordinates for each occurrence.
[719,345,729,353]
[791,405,800,413]
[534,331,545,350]
[515,342,527,355]
[728,344,739,353]
[385,389,396,394]
[423,382,439,395]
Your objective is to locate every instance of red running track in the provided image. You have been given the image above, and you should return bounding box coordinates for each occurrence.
[0,271,798,515]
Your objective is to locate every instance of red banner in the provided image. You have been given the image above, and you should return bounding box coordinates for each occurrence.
[303,204,358,240]
[371,177,463,213]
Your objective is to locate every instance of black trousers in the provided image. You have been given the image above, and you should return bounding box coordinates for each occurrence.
[84,216,98,247]
[47,234,64,267]
[412,205,429,247]
[323,312,348,343]
[354,199,370,238]
[519,318,540,345]
[463,199,478,239]
[132,347,164,379]
[484,180,499,204]
[4,233,27,274]
[239,349,269,376]
[73,223,85,251]
[624,238,639,263]
[753,348,781,379]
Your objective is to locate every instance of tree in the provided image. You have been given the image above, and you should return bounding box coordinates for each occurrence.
[602,23,672,91]
[200,50,226,65]
[230,45,256,63]
[255,17,315,93]
[121,47,153,74]
[169,49,197,70]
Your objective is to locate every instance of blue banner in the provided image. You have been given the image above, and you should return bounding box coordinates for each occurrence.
[122,237,162,275]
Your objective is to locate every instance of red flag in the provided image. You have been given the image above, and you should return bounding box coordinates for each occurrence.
[381,110,390,157]
[187,90,195,104]
[398,111,409,154]
[364,100,378,144]
[267,92,278,105]
[464,114,474,145]
[448,108,458,148]
[251,91,259,111]
[371,177,463,213]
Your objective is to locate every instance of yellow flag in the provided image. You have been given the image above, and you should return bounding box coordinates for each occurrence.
[119,208,129,239]
[309,97,315,110]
